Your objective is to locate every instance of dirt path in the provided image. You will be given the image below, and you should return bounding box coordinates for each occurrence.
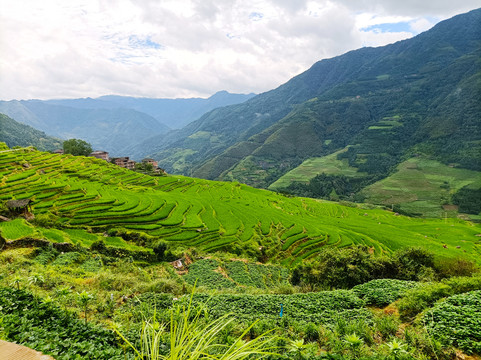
[0,340,55,360]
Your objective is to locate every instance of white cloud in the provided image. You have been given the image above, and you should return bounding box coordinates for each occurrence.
[0,0,478,100]
[409,17,437,33]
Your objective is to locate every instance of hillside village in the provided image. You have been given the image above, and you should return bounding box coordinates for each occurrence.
[54,148,166,174]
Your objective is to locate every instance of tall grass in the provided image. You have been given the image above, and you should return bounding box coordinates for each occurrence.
[114,289,278,360]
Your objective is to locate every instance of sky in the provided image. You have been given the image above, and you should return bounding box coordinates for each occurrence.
[0,0,480,100]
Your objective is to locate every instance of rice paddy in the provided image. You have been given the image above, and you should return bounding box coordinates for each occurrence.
[1,147,481,265]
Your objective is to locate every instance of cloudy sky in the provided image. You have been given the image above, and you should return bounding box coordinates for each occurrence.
[0,0,479,100]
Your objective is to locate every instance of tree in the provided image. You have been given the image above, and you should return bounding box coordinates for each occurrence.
[63,138,92,156]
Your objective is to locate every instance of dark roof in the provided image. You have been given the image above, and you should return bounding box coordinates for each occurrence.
[90,151,109,155]
[6,199,32,208]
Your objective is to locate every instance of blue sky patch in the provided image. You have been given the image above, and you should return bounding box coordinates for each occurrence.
[249,12,264,21]
[128,35,163,50]
[361,21,412,34]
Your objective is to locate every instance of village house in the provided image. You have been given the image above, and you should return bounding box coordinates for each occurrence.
[114,157,136,170]
[142,158,158,168]
[53,149,64,154]
[89,150,109,161]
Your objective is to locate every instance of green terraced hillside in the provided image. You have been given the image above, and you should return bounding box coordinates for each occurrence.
[270,154,481,219]
[1,146,481,266]
[269,147,365,190]
[362,158,481,218]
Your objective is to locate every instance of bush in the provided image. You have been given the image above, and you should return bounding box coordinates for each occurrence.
[397,275,481,320]
[435,258,479,278]
[393,247,435,281]
[397,283,451,320]
[0,287,127,359]
[90,239,107,252]
[31,213,59,228]
[353,279,420,307]
[153,241,167,260]
[290,246,382,290]
[424,291,481,354]
[291,246,444,291]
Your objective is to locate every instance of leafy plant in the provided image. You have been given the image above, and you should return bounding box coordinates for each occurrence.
[353,279,420,307]
[0,287,127,359]
[386,339,407,360]
[77,290,94,324]
[115,289,279,360]
[423,290,481,354]
[343,333,364,359]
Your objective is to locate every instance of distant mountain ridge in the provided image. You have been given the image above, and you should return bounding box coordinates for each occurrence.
[0,91,255,157]
[44,91,255,129]
[138,8,481,188]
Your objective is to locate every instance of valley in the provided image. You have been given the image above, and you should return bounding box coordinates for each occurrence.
[0,6,480,360]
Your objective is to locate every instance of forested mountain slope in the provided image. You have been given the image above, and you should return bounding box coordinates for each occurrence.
[0,113,62,151]
[143,9,481,190]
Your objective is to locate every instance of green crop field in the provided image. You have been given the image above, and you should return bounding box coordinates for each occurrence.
[1,147,481,266]
[362,158,481,218]
[270,151,481,220]
[269,147,365,190]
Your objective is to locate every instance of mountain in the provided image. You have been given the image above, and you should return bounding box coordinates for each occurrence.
[43,90,256,129]
[141,9,481,191]
[0,100,169,156]
[0,113,62,151]
[0,91,255,157]
[96,91,256,129]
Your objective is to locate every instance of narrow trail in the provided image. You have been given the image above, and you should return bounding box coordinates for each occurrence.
[0,340,55,360]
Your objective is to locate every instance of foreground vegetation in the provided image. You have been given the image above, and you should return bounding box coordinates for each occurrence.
[1,243,481,359]
[1,144,481,359]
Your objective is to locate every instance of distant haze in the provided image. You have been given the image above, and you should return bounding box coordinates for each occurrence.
[0,91,255,156]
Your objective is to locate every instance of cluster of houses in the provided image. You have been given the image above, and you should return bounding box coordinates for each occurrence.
[90,151,164,174]
[53,149,164,174]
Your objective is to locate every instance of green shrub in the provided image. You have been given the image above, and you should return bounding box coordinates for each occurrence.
[397,275,481,320]
[51,251,81,266]
[303,322,320,342]
[443,274,481,293]
[393,247,435,281]
[90,239,107,251]
[423,291,481,355]
[34,248,58,265]
[435,258,479,278]
[0,287,128,359]
[397,283,451,320]
[353,279,420,307]
[81,256,103,272]
[31,213,59,228]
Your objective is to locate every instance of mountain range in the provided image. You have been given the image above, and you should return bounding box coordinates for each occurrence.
[135,8,480,193]
[0,91,255,156]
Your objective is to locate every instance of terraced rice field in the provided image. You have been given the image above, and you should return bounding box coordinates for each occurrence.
[1,147,481,265]
[363,158,481,218]
[268,147,365,190]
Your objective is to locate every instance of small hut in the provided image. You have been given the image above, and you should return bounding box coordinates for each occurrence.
[6,199,33,216]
